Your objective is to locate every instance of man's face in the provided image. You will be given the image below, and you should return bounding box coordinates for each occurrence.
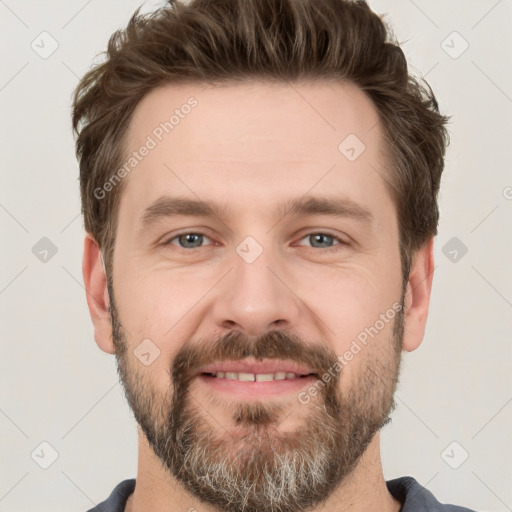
[109,80,406,512]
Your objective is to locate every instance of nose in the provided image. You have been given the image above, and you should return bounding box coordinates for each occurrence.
[211,244,302,338]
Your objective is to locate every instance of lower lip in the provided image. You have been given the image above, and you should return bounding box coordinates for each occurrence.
[197,374,318,398]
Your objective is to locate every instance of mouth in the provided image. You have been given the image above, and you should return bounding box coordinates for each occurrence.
[195,360,319,398]
[197,359,317,379]
[201,371,314,382]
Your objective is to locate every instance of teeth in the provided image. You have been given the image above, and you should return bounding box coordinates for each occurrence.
[238,372,256,382]
[255,373,274,382]
[210,371,301,381]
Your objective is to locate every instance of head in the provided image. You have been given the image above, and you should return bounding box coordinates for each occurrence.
[74,1,449,511]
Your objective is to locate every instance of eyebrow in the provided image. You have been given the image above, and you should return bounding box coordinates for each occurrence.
[139,194,374,229]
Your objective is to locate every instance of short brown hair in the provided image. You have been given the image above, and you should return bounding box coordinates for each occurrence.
[72,0,449,284]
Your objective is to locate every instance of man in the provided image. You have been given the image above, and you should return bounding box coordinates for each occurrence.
[72,0,476,511]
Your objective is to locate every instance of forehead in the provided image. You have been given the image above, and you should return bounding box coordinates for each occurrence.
[119,79,392,227]
[125,79,382,161]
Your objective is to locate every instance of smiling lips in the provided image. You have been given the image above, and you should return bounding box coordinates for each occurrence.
[196,360,319,398]
[198,360,317,382]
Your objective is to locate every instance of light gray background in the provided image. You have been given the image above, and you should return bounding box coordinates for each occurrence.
[1,1,511,511]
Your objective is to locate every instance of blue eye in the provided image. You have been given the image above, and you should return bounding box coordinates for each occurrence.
[165,232,213,249]
[162,231,347,251]
[297,233,346,250]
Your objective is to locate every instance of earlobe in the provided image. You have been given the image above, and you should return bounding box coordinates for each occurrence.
[82,234,115,354]
[402,238,435,353]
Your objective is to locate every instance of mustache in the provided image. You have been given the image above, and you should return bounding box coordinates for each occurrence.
[171,330,341,389]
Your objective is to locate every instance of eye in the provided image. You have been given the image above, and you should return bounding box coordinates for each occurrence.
[161,231,348,252]
[163,232,213,249]
[296,232,348,251]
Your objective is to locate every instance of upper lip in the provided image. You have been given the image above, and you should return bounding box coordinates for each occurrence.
[198,359,316,376]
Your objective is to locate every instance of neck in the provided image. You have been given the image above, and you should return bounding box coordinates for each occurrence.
[125,430,401,512]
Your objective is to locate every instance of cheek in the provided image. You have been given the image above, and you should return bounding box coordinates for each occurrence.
[296,261,400,336]
[113,264,188,328]
[333,311,401,393]
[295,265,403,389]
[113,270,206,378]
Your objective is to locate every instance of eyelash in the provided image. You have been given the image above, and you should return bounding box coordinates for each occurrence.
[162,231,349,253]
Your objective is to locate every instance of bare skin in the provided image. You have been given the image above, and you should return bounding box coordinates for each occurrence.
[83,80,434,512]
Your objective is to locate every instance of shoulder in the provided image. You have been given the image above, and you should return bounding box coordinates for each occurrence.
[386,476,479,512]
[85,479,136,512]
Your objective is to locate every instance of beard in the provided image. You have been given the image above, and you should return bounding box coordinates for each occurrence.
[109,282,406,512]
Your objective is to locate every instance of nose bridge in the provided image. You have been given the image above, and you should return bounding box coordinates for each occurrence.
[213,236,300,336]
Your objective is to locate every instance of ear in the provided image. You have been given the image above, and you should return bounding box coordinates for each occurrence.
[402,237,435,352]
[82,233,115,354]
